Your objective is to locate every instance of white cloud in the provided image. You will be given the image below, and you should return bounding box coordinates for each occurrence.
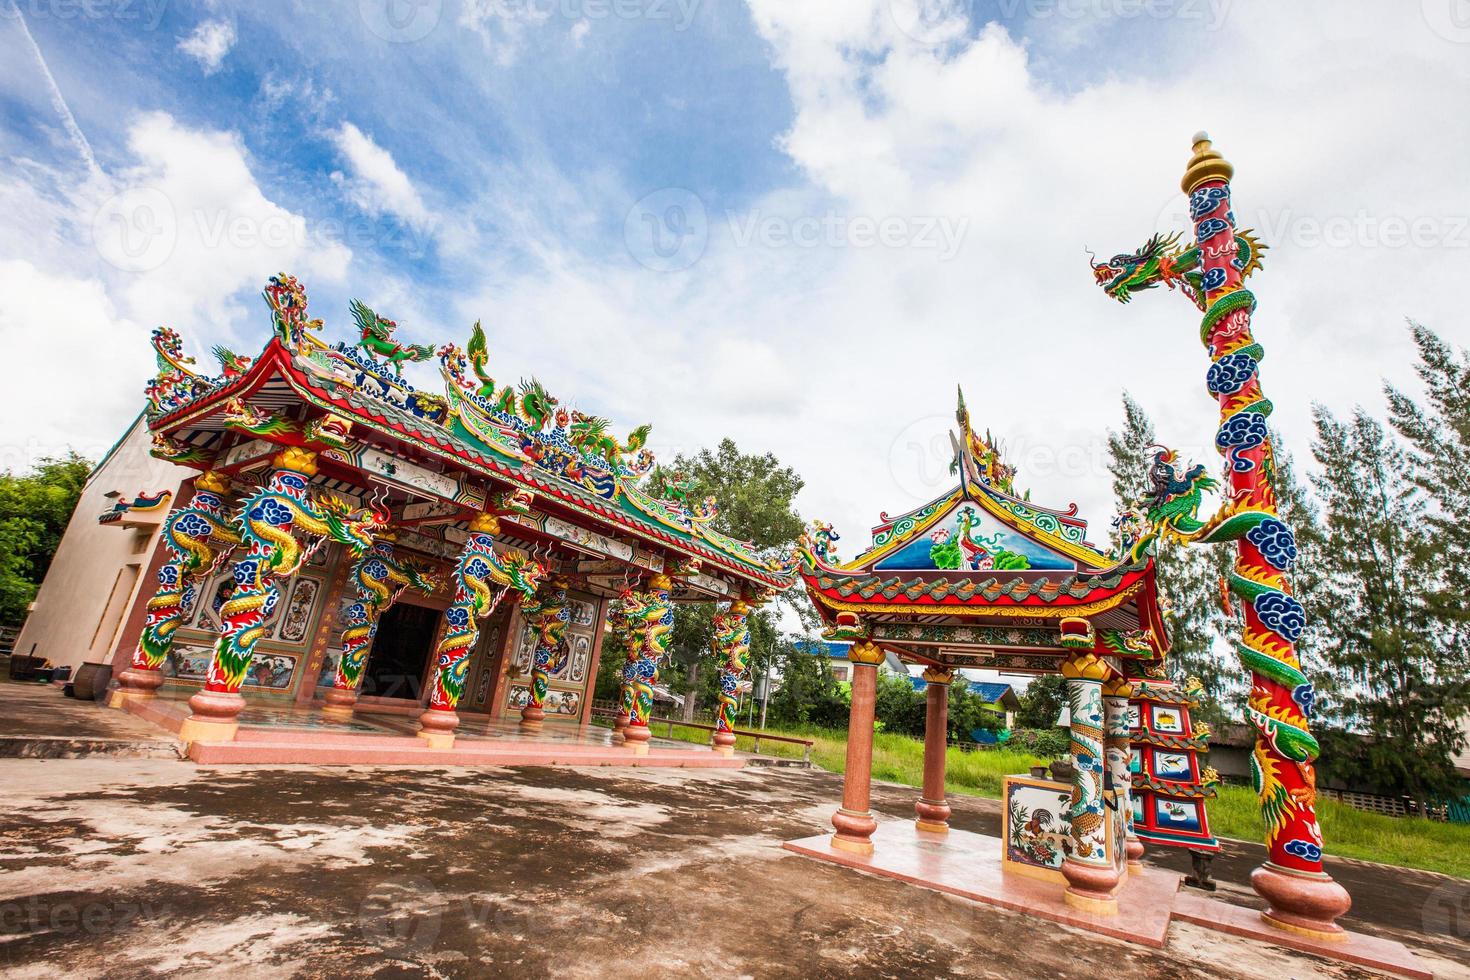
[177,20,236,75]
[330,122,433,228]
[570,20,591,47]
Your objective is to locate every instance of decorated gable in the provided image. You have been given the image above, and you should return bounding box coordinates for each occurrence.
[873,502,1074,572]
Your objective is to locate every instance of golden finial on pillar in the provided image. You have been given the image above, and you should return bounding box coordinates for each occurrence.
[1181,130,1234,194]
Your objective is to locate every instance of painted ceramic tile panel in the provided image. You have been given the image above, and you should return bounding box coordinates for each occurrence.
[874,503,1073,572]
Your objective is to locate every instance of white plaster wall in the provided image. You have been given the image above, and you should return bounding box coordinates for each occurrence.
[14,416,186,672]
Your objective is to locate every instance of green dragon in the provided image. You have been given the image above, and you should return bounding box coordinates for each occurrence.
[568,412,652,468]
[1090,229,1266,309]
[350,299,434,377]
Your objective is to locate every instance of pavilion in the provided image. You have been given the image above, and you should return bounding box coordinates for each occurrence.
[791,391,1215,916]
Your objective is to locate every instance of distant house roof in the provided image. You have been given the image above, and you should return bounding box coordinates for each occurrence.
[793,639,851,659]
[910,677,1020,710]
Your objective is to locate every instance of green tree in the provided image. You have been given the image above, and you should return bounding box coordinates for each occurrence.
[1385,324,1470,645]
[766,642,847,728]
[1015,673,1065,729]
[0,453,92,624]
[1310,405,1467,803]
[1107,393,1233,710]
[645,439,808,717]
[874,672,926,737]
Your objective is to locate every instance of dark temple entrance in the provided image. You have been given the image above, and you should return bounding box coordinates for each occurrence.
[360,603,442,701]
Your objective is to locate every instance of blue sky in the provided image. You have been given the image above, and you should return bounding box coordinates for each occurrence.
[2,0,1468,560]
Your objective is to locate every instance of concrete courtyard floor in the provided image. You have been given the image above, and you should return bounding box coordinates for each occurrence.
[1,753,1467,978]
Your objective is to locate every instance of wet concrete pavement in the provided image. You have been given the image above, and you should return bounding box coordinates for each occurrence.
[0,758,1465,978]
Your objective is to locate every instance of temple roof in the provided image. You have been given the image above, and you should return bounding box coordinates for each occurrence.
[142,275,792,593]
[796,389,1166,669]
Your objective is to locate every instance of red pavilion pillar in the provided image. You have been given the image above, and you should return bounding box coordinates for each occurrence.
[831,639,885,855]
[915,666,953,834]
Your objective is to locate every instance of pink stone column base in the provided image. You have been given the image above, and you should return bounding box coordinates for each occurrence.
[622,724,651,755]
[711,730,736,756]
[1061,858,1122,915]
[179,689,245,743]
[417,708,459,749]
[321,687,359,717]
[1252,862,1353,941]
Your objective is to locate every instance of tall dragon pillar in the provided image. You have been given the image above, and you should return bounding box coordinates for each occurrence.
[181,449,384,743]
[1090,134,1350,936]
[324,540,439,716]
[1058,620,1122,914]
[710,598,751,755]
[417,513,545,748]
[619,574,673,755]
[111,471,239,706]
[519,578,570,729]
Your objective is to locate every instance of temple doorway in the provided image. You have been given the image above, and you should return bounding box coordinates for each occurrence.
[360,603,443,702]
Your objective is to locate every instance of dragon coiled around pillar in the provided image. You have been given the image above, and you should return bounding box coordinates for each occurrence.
[335,543,440,691]
[429,536,547,710]
[209,466,388,691]
[134,483,241,671]
[618,583,674,728]
[520,580,571,711]
[1092,172,1325,871]
[711,602,752,737]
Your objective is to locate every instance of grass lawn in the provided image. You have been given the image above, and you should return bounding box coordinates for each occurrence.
[640,718,1470,879]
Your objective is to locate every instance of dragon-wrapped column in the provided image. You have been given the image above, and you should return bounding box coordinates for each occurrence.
[519,578,570,729]
[1182,134,1350,936]
[1102,676,1142,870]
[620,574,673,755]
[418,513,544,748]
[112,470,239,707]
[324,540,438,716]
[182,449,377,743]
[710,598,751,756]
[1058,619,1122,914]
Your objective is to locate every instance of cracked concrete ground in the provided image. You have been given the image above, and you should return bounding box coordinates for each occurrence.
[1,757,1466,979]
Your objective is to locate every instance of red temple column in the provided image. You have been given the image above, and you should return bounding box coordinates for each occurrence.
[915,666,954,834]
[831,639,885,855]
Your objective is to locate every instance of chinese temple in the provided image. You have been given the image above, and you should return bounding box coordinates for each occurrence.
[790,391,1217,916]
[86,275,789,755]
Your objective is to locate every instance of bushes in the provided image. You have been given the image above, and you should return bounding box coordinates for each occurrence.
[1005,727,1068,759]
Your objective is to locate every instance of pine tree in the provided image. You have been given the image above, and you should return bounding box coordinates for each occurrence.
[1309,405,1466,804]
[1106,393,1233,717]
[1385,323,1470,643]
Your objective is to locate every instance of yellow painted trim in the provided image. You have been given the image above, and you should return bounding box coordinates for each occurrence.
[963,479,1112,567]
[838,488,963,570]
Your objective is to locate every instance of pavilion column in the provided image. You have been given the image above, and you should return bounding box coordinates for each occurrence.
[112,471,237,706]
[831,638,885,855]
[1103,676,1143,871]
[181,450,323,744]
[1058,619,1122,914]
[520,579,570,730]
[324,541,436,716]
[418,514,511,749]
[605,591,634,738]
[915,666,954,834]
[621,574,673,756]
[710,598,751,756]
